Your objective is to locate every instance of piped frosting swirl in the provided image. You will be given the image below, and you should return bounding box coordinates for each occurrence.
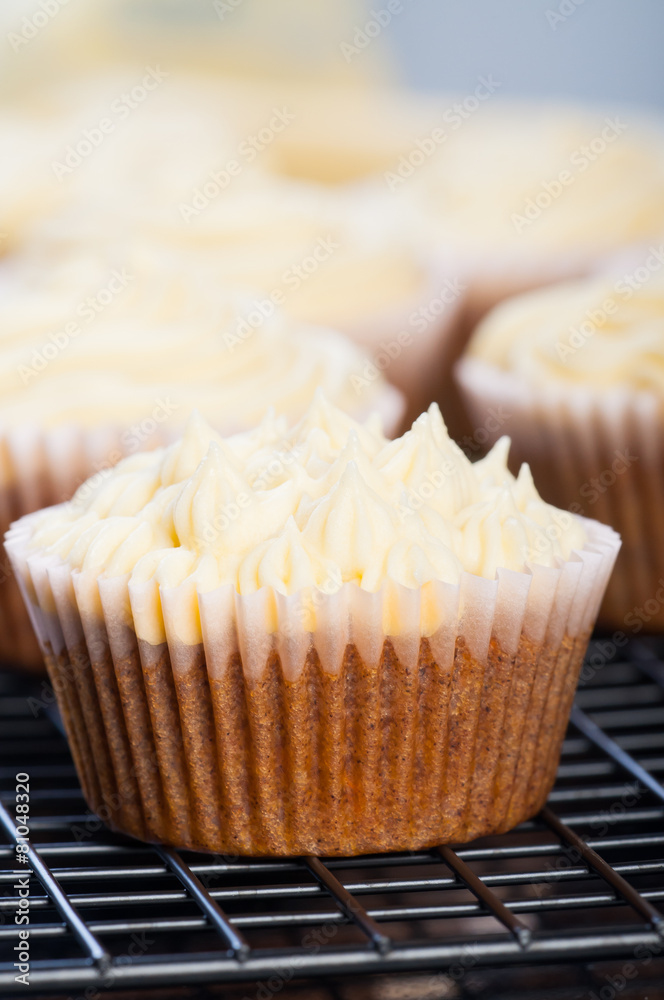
[29,394,587,640]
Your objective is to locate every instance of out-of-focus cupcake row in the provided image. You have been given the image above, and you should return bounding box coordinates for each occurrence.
[2,67,664,667]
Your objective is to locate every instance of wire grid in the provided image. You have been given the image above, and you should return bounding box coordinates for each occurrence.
[0,636,663,996]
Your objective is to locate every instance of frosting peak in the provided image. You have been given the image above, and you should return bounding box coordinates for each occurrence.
[29,399,587,641]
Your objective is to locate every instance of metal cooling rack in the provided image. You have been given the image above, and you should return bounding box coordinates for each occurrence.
[0,637,663,997]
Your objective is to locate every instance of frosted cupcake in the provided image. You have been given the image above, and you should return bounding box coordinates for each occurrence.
[456,267,664,628]
[24,0,394,89]
[224,81,445,185]
[0,273,402,669]
[6,396,619,854]
[0,111,69,255]
[23,172,463,426]
[403,102,664,323]
[395,101,664,439]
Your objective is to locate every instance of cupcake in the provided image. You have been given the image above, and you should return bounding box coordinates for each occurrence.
[6,396,619,854]
[403,102,664,322]
[153,175,462,425]
[224,81,445,185]
[7,72,464,430]
[456,266,664,628]
[26,0,394,90]
[0,111,68,256]
[25,171,463,427]
[395,102,664,438]
[0,271,402,670]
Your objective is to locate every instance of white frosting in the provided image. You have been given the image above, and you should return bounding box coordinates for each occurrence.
[28,396,587,641]
[0,260,397,431]
[404,104,664,255]
[468,268,664,391]
[17,171,427,333]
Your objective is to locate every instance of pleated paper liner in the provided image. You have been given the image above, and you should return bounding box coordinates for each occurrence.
[457,355,664,630]
[0,386,404,672]
[435,240,654,443]
[6,509,619,855]
[0,421,168,670]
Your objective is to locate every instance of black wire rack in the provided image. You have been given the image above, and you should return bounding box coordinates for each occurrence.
[0,636,663,998]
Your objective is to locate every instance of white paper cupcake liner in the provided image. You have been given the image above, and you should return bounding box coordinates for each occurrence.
[6,511,619,854]
[456,355,660,628]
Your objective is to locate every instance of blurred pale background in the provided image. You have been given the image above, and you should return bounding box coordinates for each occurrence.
[0,0,661,108]
[390,0,664,109]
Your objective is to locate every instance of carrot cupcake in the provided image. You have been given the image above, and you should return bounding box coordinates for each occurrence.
[403,102,664,324]
[24,171,463,427]
[456,266,664,628]
[6,395,619,854]
[394,102,664,437]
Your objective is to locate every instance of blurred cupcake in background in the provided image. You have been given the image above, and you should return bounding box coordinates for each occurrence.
[20,169,464,430]
[1,70,466,436]
[387,101,664,437]
[222,80,446,186]
[6,70,243,223]
[6,397,619,854]
[141,174,464,425]
[400,103,664,321]
[0,111,71,257]
[456,264,664,629]
[0,267,402,669]
[0,0,395,96]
